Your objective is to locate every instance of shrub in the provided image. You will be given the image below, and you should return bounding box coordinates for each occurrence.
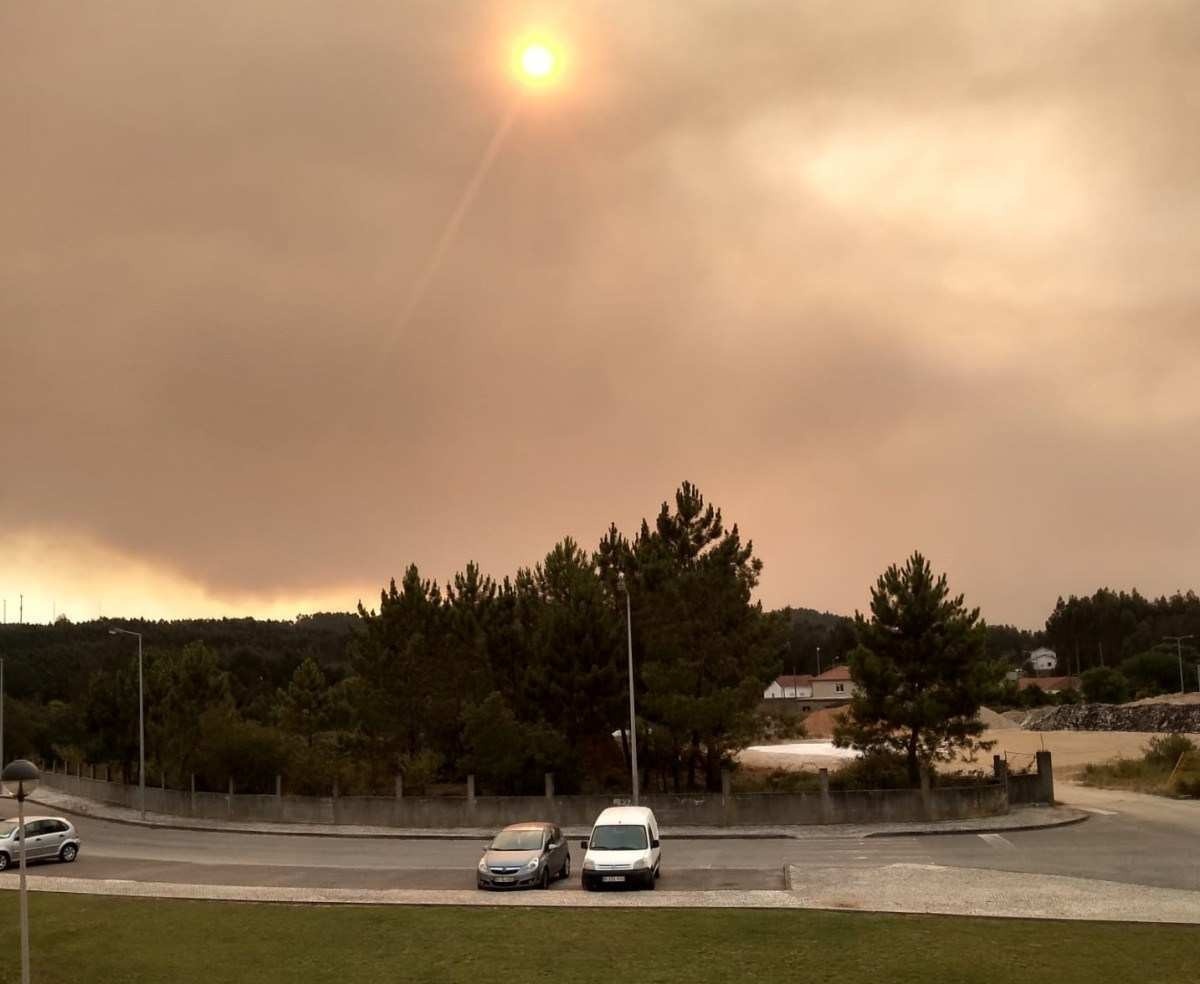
[1080,667,1130,704]
[1145,733,1197,768]
[830,751,912,790]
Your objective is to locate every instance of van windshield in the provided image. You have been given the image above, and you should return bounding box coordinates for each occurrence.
[589,824,648,850]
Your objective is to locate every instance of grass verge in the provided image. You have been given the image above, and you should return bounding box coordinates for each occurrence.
[1079,734,1200,797]
[0,894,1197,984]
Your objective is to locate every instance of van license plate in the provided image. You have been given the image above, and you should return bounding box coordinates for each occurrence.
[602,876,625,883]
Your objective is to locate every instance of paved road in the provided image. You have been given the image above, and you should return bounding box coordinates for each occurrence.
[12,784,1199,894]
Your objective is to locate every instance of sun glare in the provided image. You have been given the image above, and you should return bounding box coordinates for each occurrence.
[512,34,564,88]
[521,43,555,79]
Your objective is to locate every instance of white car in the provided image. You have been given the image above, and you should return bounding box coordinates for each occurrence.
[580,805,661,890]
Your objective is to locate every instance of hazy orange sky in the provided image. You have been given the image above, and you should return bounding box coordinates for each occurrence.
[3,2,1198,628]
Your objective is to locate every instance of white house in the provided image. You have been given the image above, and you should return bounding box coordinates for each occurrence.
[763,674,814,700]
[811,665,858,701]
[1029,647,1058,673]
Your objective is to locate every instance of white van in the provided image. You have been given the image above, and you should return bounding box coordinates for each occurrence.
[580,805,661,890]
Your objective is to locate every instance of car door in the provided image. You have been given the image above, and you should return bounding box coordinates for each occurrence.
[42,820,70,858]
[21,821,51,860]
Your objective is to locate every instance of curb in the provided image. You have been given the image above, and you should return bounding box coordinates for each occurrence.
[864,810,1089,838]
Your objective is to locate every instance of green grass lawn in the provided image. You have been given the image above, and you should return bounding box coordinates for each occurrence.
[0,894,1196,984]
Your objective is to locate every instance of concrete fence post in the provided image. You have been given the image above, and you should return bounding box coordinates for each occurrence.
[1035,750,1054,803]
[467,775,476,810]
[818,769,832,824]
[544,773,555,800]
[720,769,732,827]
[227,776,235,818]
[391,774,405,827]
[190,774,196,817]
[919,768,934,820]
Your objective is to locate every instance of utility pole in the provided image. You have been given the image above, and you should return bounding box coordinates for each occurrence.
[1163,635,1194,695]
[618,574,639,806]
[816,645,822,677]
[18,594,22,624]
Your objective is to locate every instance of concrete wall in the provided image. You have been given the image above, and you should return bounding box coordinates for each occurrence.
[38,767,1026,829]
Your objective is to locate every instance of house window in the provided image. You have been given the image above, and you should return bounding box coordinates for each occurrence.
[835,683,845,693]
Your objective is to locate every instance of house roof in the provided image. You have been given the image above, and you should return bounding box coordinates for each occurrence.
[813,665,852,681]
[1017,675,1080,692]
[772,674,814,687]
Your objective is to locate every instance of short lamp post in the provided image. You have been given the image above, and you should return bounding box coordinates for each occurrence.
[4,759,41,984]
[617,573,639,806]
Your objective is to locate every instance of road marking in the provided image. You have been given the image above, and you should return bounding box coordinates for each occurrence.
[978,834,1016,850]
[1077,807,1118,816]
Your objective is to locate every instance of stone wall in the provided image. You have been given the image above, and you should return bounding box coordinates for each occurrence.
[1023,702,1200,733]
[38,766,1028,829]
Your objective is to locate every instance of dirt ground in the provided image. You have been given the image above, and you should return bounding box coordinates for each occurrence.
[739,728,1200,777]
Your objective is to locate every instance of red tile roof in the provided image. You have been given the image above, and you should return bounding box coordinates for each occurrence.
[1017,675,1081,692]
[773,675,814,687]
[813,665,853,681]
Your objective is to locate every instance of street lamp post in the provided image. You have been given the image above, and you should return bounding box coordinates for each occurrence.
[109,627,146,819]
[618,574,639,806]
[4,759,41,984]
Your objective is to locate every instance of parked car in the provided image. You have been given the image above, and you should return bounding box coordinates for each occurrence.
[477,821,571,890]
[580,805,661,890]
[0,817,81,871]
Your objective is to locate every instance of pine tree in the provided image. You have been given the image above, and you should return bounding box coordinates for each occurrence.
[835,552,999,783]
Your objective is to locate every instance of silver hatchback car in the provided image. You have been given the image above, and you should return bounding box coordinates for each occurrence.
[0,816,81,870]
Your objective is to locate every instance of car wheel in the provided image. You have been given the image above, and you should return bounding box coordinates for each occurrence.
[59,844,78,864]
[561,854,571,880]
[540,866,550,890]
[0,853,8,872]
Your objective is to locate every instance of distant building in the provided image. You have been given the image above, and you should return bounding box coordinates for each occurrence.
[763,674,814,700]
[1017,675,1080,695]
[1029,647,1058,673]
[811,664,858,702]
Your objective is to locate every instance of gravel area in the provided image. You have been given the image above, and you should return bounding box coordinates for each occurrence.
[786,863,1200,924]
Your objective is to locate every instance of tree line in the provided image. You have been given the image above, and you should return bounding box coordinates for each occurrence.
[1,483,786,796]
[2,491,1197,796]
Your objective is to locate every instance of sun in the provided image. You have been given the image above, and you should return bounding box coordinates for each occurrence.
[520,43,556,80]
[511,35,564,88]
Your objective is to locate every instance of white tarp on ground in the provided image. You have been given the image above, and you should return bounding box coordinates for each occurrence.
[744,741,861,759]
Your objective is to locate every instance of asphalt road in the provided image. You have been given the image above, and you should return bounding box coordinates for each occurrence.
[12,784,1200,895]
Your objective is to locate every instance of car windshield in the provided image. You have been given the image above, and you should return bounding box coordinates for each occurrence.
[0,825,15,838]
[491,830,543,851]
[589,824,648,850]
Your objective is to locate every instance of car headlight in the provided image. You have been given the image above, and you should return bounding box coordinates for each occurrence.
[523,858,540,871]
[478,859,489,873]
[629,858,646,870]
[582,858,595,871]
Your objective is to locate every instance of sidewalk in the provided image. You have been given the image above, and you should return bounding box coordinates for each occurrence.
[28,786,1087,841]
[5,867,1196,923]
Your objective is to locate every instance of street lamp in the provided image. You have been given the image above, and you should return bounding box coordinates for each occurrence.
[1163,635,1195,695]
[109,627,146,819]
[617,573,639,806]
[3,759,41,984]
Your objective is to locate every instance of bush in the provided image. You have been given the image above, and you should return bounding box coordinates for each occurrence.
[1081,667,1130,704]
[1145,733,1197,768]
[830,751,912,791]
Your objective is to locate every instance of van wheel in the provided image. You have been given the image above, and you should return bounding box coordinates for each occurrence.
[645,868,656,890]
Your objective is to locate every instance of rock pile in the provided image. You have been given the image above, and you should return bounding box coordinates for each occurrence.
[1023,702,1200,733]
